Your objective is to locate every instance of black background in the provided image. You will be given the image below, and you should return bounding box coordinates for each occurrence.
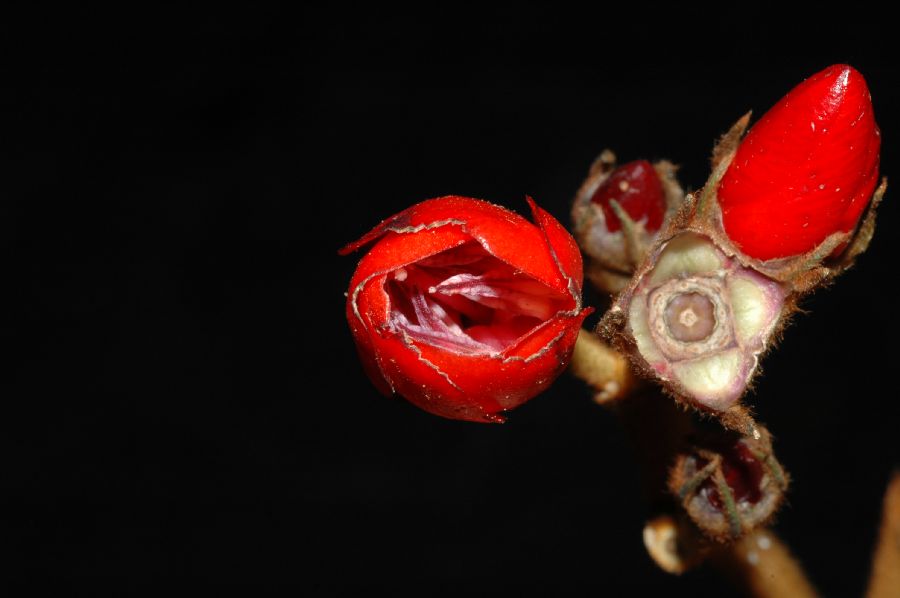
[7,4,899,595]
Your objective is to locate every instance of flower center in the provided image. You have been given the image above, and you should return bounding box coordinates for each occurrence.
[664,293,716,342]
[700,442,765,510]
[386,242,572,355]
[646,277,732,361]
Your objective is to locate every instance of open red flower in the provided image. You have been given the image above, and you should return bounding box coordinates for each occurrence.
[340,196,591,423]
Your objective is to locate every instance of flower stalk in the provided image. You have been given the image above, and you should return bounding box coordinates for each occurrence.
[866,472,900,598]
[569,329,635,403]
[712,529,818,598]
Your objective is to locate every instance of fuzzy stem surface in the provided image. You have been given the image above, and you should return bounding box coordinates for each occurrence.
[866,472,900,598]
[569,329,635,402]
[712,530,818,598]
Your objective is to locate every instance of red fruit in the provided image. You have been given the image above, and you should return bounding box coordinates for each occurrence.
[718,64,881,260]
[340,196,591,423]
[590,159,666,232]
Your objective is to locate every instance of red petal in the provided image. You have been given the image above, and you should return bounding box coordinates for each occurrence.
[589,160,666,232]
[390,307,592,422]
[718,64,881,260]
[342,196,589,423]
[527,196,585,293]
[344,275,395,398]
[341,196,572,295]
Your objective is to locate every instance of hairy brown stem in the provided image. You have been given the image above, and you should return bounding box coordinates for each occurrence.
[571,331,816,595]
[712,530,818,598]
[569,329,635,403]
[643,518,817,597]
[866,472,900,598]
[613,388,694,505]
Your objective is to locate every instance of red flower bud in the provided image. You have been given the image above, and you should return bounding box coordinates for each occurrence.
[341,196,591,423]
[571,152,683,294]
[718,64,881,260]
[591,160,666,233]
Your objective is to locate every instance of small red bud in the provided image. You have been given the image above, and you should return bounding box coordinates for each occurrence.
[572,153,682,294]
[718,64,881,260]
[590,160,666,233]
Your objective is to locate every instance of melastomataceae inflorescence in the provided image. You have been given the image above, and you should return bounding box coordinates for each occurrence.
[342,64,887,580]
[599,64,884,417]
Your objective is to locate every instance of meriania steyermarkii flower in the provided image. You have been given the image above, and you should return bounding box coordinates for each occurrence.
[341,196,591,423]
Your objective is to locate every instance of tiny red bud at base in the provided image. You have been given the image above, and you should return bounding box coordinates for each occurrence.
[718,64,881,261]
[701,442,764,511]
[669,430,788,542]
[341,196,591,423]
